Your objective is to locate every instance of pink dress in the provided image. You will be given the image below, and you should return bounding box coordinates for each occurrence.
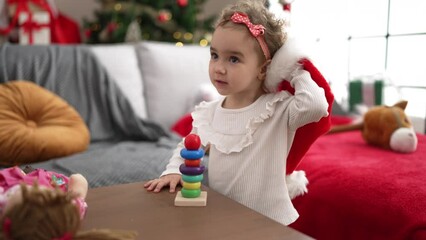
[0,167,87,218]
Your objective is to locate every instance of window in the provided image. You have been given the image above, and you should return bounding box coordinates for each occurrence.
[270,0,426,123]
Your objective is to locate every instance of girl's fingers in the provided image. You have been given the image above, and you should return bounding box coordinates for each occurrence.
[145,179,161,191]
[169,180,177,193]
[169,177,183,193]
[154,180,166,192]
[143,179,153,188]
[144,176,180,192]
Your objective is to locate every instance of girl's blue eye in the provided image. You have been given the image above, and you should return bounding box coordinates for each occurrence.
[230,56,239,63]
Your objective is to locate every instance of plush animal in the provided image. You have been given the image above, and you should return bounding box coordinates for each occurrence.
[0,167,137,240]
[329,101,418,153]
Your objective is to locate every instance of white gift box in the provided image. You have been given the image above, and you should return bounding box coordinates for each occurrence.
[19,11,50,45]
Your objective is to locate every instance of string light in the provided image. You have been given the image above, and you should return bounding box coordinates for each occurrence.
[183,32,193,41]
[176,42,184,47]
[199,39,208,47]
[114,3,122,11]
[173,32,182,40]
[143,33,150,40]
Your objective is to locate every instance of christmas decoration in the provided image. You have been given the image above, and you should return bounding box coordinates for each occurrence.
[177,0,188,8]
[125,19,142,42]
[349,79,384,112]
[280,0,294,11]
[83,0,215,45]
[19,11,50,44]
[278,0,295,27]
[0,0,82,44]
[157,10,171,23]
[0,0,54,44]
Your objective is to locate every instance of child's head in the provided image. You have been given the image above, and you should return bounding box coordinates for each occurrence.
[0,184,136,240]
[215,0,286,60]
[209,0,286,98]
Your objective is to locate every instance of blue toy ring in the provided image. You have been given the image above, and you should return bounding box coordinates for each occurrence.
[180,148,204,160]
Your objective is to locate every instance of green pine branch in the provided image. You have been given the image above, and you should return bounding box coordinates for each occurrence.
[84,0,215,44]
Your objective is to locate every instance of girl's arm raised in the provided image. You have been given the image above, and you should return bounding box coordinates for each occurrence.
[287,67,329,130]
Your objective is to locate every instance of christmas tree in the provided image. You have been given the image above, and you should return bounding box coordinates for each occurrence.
[83,0,216,46]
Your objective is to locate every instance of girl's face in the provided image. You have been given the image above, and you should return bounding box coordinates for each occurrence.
[209,25,266,103]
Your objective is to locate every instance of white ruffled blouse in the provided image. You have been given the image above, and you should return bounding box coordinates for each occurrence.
[192,92,293,154]
[161,68,329,225]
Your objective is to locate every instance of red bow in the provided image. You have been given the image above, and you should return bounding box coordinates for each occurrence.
[21,14,50,43]
[230,12,265,37]
[230,12,271,60]
[0,0,53,37]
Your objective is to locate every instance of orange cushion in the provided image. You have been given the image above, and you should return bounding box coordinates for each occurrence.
[0,81,90,166]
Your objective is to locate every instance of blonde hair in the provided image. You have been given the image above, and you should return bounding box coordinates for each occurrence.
[0,184,137,240]
[215,0,286,59]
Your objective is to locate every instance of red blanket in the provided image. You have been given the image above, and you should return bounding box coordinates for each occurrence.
[290,131,426,240]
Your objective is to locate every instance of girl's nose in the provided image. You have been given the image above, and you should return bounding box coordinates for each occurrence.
[214,61,226,74]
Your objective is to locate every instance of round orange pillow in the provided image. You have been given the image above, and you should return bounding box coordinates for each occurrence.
[0,81,90,166]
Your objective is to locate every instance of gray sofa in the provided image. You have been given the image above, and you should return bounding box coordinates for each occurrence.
[0,41,213,188]
[0,41,347,189]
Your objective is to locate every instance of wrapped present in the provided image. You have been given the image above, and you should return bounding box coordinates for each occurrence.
[349,79,384,112]
[0,0,53,44]
[18,11,50,44]
[1,0,80,44]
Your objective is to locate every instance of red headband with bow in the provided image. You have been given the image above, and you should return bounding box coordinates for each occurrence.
[230,12,271,60]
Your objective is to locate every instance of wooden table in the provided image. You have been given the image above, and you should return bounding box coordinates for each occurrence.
[82,182,313,240]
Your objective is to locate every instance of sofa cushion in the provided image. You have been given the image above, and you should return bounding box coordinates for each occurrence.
[90,44,147,119]
[136,41,210,131]
[0,44,166,142]
[0,81,90,166]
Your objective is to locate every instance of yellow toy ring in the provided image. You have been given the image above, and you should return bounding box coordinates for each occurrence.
[182,181,201,190]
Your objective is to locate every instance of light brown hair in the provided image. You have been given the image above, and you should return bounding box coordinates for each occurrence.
[215,0,286,59]
[0,184,137,240]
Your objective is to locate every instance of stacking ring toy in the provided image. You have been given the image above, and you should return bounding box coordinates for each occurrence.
[180,149,204,160]
[182,181,201,190]
[182,174,203,183]
[179,164,205,175]
[184,134,201,150]
[181,188,201,198]
[184,159,201,167]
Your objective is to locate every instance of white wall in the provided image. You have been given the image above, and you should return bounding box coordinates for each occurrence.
[55,0,99,22]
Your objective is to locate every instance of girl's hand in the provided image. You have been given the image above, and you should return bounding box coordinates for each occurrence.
[144,174,182,193]
[68,173,89,199]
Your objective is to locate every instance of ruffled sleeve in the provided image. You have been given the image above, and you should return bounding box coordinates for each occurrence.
[192,92,290,154]
[287,68,329,130]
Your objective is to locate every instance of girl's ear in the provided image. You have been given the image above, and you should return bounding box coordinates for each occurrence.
[258,59,271,81]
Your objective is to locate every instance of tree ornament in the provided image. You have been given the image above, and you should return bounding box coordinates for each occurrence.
[157,10,171,22]
[125,20,142,42]
[84,29,92,39]
[82,0,216,44]
[177,0,188,7]
[99,27,109,42]
[107,22,118,34]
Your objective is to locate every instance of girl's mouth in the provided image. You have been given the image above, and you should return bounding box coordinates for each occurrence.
[215,80,227,85]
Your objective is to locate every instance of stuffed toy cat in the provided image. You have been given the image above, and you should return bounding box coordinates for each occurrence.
[329,101,418,153]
